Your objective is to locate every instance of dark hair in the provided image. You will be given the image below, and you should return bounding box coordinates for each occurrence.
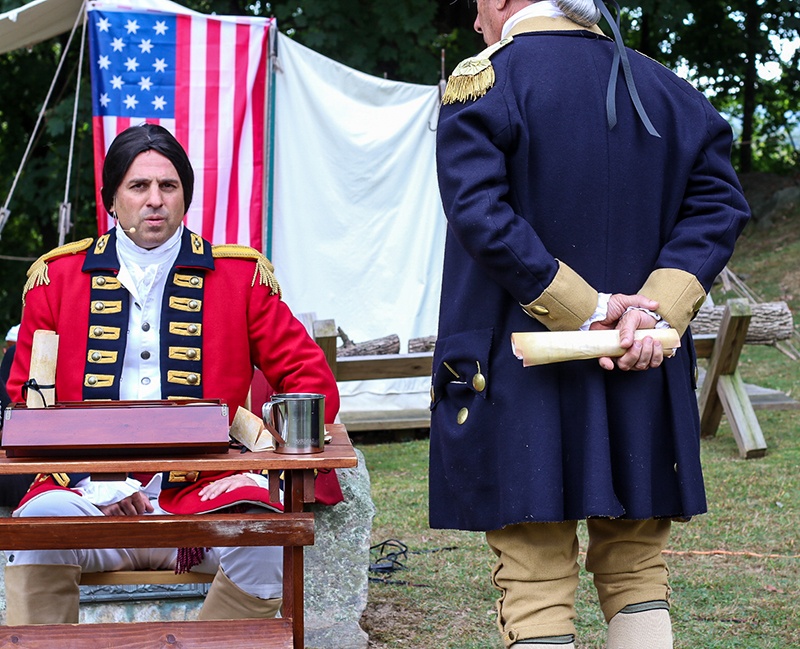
[101,123,194,213]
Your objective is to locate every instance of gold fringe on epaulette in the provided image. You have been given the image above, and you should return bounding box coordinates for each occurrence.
[442,37,513,105]
[442,63,496,104]
[22,237,94,306]
[212,244,281,297]
[22,260,48,306]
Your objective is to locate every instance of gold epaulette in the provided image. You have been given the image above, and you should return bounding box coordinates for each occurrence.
[212,244,281,297]
[22,237,94,305]
[441,37,513,105]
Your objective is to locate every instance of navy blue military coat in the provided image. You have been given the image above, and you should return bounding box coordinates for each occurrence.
[430,22,750,531]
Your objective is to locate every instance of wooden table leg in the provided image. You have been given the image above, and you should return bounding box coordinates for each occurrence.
[283,469,307,649]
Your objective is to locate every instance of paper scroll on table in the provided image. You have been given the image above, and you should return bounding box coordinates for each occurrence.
[511,328,681,367]
[26,329,59,408]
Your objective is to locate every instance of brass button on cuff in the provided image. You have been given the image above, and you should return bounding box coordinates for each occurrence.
[531,305,549,316]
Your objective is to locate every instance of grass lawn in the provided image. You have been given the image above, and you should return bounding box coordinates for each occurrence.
[357,213,800,648]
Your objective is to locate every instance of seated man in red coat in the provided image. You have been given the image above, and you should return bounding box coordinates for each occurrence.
[5,123,341,624]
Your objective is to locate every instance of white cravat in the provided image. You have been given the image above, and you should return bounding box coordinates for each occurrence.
[115,224,183,400]
[502,1,565,39]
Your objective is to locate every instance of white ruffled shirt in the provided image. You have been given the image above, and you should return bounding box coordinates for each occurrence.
[77,225,266,505]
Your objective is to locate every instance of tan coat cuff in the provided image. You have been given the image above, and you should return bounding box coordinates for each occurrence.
[520,260,598,331]
[639,269,706,336]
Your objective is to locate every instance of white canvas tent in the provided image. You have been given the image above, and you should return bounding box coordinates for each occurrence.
[0,0,446,417]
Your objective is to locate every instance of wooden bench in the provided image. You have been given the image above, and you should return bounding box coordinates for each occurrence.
[0,424,358,649]
[694,298,798,458]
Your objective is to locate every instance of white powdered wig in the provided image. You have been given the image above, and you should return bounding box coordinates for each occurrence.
[555,0,602,27]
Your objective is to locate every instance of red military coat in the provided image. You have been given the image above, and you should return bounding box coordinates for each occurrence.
[8,227,342,512]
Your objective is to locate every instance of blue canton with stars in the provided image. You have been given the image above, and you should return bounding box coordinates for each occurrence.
[89,11,177,119]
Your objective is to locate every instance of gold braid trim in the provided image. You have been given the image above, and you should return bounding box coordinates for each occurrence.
[212,244,281,297]
[22,238,94,306]
[442,37,513,105]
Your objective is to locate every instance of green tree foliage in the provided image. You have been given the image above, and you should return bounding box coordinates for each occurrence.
[617,0,799,172]
[1,0,797,332]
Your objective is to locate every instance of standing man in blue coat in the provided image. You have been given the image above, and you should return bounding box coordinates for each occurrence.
[431,1,750,647]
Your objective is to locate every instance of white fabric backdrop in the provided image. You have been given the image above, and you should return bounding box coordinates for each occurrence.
[272,34,446,413]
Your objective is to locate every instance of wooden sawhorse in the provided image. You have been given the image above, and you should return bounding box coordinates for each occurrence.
[694,299,768,459]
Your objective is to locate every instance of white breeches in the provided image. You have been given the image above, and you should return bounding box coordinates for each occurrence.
[4,490,283,600]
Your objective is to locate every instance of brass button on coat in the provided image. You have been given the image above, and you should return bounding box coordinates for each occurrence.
[91,352,102,361]
[457,408,469,424]
[693,296,705,312]
[96,277,106,286]
[94,301,105,311]
[531,305,549,316]
[472,373,486,392]
[188,324,199,334]
[187,373,199,385]
[186,349,198,359]
[93,327,104,337]
[87,376,97,386]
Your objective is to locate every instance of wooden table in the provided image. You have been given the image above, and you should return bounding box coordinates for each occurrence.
[0,423,358,649]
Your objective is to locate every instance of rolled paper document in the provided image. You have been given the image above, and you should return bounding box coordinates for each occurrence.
[27,329,59,407]
[511,328,681,367]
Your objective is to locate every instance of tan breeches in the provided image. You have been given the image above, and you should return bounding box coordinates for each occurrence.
[486,518,671,646]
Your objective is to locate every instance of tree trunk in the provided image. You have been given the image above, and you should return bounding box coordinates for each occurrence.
[692,301,794,344]
[337,332,400,357]
[739,0,760,173]
[408,336,436,353]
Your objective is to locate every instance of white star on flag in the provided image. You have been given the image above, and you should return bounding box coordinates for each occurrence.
[97,55,110,70]
[139,39,154,54]
[99,93,110,107]
[96,17,110,32]
[125,19,140,34]
[139,76,153,91]
[124,57,139,72]
[152,95,167,111]
[110,75,124,90]
[153,58,167,73]
[111,37,125,52]
[153,20,168,35]
[123,94,139,109]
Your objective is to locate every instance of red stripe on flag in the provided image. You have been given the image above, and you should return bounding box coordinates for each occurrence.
[92,116,107,232]
[225,23,250,243]
[249,25,268,252]
[174,15,192,153]
[203,19,221,241]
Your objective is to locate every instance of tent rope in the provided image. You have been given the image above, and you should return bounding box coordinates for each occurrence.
[0,0,86,241]
[59,0,88,246]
